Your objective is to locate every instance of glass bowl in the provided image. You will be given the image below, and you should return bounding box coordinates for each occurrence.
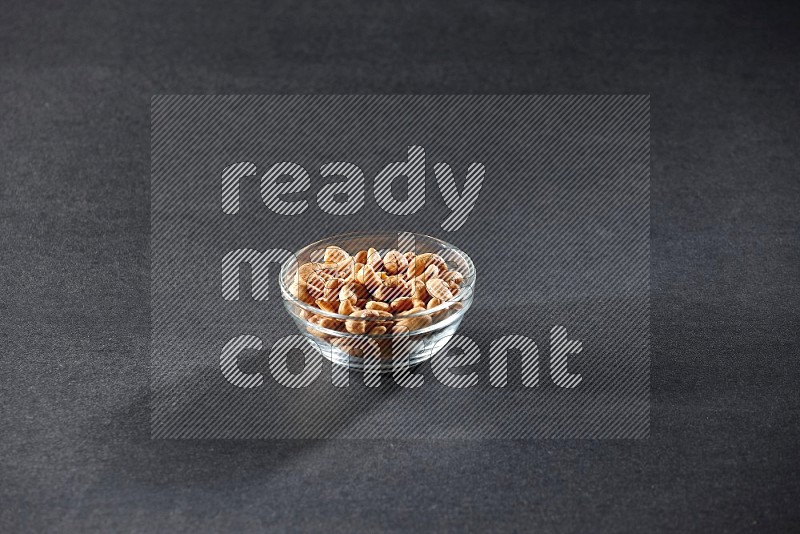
[279,232,476,372]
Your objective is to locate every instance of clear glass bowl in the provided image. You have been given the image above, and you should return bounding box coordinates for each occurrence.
[279,232,476,372]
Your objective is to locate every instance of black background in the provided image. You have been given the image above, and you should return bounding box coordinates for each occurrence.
[2,0,799,531]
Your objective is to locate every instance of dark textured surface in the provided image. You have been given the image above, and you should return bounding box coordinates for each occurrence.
[1,0,799,532]
[150,95,650,439]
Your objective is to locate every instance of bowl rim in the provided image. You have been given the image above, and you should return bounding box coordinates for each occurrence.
[278,231,476,322]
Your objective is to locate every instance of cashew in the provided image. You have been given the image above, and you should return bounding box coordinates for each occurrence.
[449,282,460,297]
[361,264,383,293]
[390,296,414,313]
[422,264,439,281]
[345,309,392,335]
[307,315,342,337]
[411,279,428,301]
[305,273,326,300]
[323,278,346,301]
[382,249,408,275]
[288,279,315,304]
[407,253,447,278]
[426,278,454,302]
[366,248,383,270]
[315,299,339,314]
[441,270,464,286]
[338,298,358,315]
[395,316,432,331]
[425,297,450,320]
[340,280,369,302]
[344,315,368,335]
[323,246,351,270]
[365,301,391,312]
[374,281,411,302]
[395,307,433,331]
[392,324,411,335]
[297,261,324,283]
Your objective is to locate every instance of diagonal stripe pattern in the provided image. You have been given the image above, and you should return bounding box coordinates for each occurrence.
[151,95,649,439]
